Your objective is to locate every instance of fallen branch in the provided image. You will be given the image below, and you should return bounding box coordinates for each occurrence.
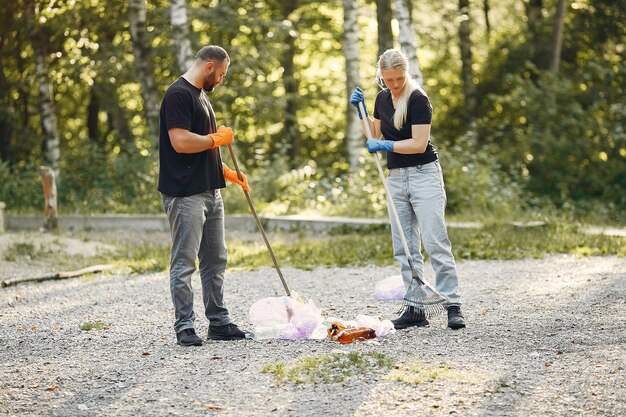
[1,264,115,288]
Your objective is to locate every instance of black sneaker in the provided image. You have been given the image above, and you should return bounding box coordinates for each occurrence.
[207,323,253,341]
[447,305,466,329]
[391,306,429,329]
[176,328,203,346]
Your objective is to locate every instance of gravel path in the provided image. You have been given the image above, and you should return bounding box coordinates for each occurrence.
[1,252,625,416]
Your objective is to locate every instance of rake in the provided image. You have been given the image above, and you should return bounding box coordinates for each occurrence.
[225,141,303,303]
[356,100,446,318]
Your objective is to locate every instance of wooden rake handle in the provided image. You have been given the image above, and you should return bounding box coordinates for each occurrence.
[226,143,291,297]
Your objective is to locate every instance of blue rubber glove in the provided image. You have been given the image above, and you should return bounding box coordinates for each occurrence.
[349,87,369,120]
[366,139,394,153]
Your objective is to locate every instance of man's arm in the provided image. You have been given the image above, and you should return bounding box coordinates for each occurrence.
[168,125,232,153]
[168,128,214,154]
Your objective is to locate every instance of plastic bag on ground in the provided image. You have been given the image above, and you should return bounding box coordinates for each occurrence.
[249,296,326,340]
[374,274,405,301]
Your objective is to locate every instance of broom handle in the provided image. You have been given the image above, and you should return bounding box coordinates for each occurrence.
[227,143,291,297]
[357,102,420,279]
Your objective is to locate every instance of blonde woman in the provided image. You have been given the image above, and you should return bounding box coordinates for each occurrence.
[350,49,465,330]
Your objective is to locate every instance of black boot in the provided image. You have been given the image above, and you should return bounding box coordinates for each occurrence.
[447,305,466,329]
[391,306,429,329]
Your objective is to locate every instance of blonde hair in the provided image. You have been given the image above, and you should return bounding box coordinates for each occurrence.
[376,49,426,130]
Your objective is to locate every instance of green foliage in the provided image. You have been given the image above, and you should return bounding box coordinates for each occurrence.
[262,352,395,384]
[0,161,43,213]
[0,0,624,219]
[472,68,626,210]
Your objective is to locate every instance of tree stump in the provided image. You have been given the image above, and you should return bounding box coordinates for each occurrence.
[39,166,58,230]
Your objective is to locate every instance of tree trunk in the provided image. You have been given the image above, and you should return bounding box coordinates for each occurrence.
[459,0,476,124]
[27,0,61,180]
[343,0,362,170]
[170,0,195,72]
[279,0,299,167]
[483,0,491,41]
[549,0,567,72]
[376,0,393,59]
[128,0,160,146]
[39,166,58,230]
[393,0,423,85]
[87,83,101,144]
[527,0,543,67]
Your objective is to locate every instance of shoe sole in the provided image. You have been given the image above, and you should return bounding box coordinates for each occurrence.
[207,336,247,341]
[448,323,466,330]
[393,320,429,330]
[207,333,254,341]
[177,340,203,346]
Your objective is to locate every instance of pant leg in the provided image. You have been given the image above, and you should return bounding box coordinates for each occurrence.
[408,161,461,306]
[162,193,206,333]
[197,189,230,325]
[386,168,425,297]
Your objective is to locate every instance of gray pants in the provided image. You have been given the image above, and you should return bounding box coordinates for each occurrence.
[386,161,461,306]
[161,190,230,333]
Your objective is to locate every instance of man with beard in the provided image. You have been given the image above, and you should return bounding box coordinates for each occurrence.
[158,45,252,346]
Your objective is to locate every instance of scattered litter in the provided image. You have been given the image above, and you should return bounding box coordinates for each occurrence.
[249,296,326,340]
[374,275,405,301]
[249,296,395,342]
[327,322,376,344]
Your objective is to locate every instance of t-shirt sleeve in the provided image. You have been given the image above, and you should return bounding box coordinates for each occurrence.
[164,90,193,131]
[409,93,433,125]
[373,91,382,119]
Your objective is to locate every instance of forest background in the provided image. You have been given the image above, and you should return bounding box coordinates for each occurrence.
[0,0,624,225]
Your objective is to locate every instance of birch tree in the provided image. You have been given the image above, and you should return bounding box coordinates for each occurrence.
[128,0,160,145]
[170,0,195,72]
[549,0,567,72]
[459,0,476,123]
[393,0,423,85]
[27,0,61,180]
[342,0,362,169]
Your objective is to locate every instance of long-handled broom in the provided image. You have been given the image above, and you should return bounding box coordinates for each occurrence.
[356,100,446,318]
[225,141,302,302]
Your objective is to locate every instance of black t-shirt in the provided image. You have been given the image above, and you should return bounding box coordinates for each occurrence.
[373,89,438,169]
[158,77,226,197]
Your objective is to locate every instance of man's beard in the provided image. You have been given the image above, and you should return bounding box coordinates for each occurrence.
[203,72,217,92]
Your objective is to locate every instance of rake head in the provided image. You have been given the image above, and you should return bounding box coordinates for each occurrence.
[402,275,448,319]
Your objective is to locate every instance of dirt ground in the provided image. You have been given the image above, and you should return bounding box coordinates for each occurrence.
[0,231,625,417]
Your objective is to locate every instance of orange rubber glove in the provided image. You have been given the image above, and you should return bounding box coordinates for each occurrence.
[223,164,250,192]
[209,125,233,149]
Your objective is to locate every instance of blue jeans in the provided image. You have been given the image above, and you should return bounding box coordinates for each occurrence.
[386,161,461,306]
[161,190,230,333]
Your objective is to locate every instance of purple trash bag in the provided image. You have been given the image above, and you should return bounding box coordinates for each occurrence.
[374,275,405,301]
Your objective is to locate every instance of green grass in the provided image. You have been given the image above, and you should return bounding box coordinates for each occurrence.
[450,222,626,260]
[100,219,624,274]
[386,361,472,385]
[262,352,395,384]
[80,321,110,331]
[24,216,615,276]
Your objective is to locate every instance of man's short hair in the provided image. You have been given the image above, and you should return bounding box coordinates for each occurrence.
[195,45,229,63]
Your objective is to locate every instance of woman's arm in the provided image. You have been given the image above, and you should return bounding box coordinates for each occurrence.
[390,124,431,154]
[358,116,383,139]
